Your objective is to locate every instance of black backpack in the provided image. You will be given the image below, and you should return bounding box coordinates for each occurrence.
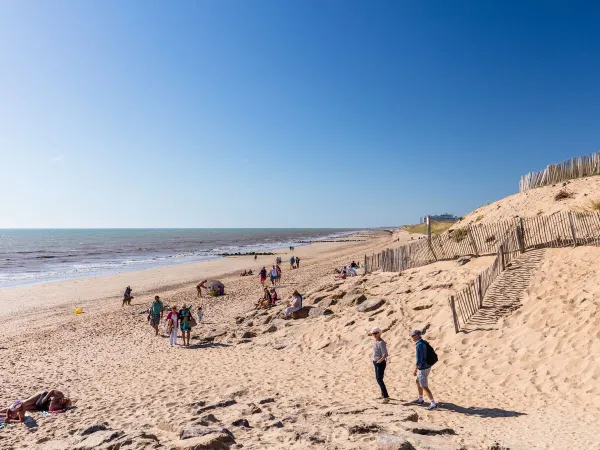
[423,340,438,366]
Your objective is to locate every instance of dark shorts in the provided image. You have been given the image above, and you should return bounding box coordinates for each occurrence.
[150,314,161,327]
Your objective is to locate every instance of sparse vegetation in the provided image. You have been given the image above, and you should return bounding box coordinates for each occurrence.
[475,215,484,222]
[449,227,468,243]
[484,235,496,243]
[555,189,574,201]
[401,221,454,237]
[588,199,600,211]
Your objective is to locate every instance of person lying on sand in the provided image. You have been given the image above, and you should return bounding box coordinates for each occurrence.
[240,270,248,276]
[1,391,73,422]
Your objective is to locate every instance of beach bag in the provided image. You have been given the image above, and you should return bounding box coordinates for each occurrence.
[166,318,174,334]
[423,340,438,366]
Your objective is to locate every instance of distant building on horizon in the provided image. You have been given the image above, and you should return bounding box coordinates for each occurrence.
[419,213,459,224]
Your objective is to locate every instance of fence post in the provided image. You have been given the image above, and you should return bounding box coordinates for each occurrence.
[467,225,479,256]
[516,222,525,254]
[449,296,459,334]
[500,244,505,271]
[477,274,483,307]
[426,215,431,241]
[364,254,368,274]
[568,211,578,247]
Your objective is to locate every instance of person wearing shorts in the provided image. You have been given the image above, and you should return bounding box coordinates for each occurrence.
[259,267,267,285]
[410,329,437,410]
[149,296,164,336]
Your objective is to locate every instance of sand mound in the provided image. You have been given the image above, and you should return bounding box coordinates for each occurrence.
[455,175,600,227]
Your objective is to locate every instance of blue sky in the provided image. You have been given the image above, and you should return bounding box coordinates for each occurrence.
[2,1,600,228]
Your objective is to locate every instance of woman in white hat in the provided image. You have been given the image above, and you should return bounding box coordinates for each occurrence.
[369,327,390,403]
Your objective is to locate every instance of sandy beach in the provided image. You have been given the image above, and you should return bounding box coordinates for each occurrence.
[1,220,599,449]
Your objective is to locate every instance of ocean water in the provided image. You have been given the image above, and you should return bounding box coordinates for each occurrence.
[0,228,361,288]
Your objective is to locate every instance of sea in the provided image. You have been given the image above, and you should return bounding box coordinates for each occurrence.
[0,228,363,288]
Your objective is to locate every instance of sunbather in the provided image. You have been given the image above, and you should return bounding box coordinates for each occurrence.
[1,390,73,422]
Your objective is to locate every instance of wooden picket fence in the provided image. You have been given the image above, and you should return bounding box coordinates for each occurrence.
[519,151,600,192]
[449,211,600,332]
[365,217,520,273]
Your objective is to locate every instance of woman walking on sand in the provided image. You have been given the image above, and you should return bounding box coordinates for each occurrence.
[179,304,192,346]
[165,306,179,347]
[369,327,390,403]
[259,267,267,286]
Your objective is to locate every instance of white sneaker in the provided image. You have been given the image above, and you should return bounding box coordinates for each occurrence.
[381,398,390,404]
[426,402,438,410]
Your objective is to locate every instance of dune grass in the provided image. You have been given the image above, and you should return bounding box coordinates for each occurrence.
[401,221,455,236]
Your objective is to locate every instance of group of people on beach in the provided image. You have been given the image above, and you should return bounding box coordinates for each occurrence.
[369,327,438,409]
[148,295,203,347]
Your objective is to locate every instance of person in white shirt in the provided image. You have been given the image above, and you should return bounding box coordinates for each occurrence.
[283,291,303,319]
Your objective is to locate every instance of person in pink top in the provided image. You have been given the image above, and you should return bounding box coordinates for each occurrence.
[165,306,179,347]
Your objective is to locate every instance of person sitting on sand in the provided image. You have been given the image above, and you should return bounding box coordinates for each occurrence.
[350,261,357,269]
[240,270,248,276]
[256,287,272,309]
[335,266,347,280]
[123,286,133,306]
[1,391,73,422]
[269,287,278,305]
[283,291,303,319]
[196,280,207,297]
[247,269,253,275]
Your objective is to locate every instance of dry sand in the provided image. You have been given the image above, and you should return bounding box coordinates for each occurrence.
[0,223,599,449]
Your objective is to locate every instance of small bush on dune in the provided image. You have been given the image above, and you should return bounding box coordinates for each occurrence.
[588,199,600,211]
[555,189,574,201]
[449,227,468,243]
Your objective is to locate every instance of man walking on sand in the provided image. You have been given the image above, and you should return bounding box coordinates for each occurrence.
[410,329,438,410]
[149,296,164,336]
[369,327,390,403]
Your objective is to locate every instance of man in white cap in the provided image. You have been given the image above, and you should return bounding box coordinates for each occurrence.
[368,327,390,403]
[410,329,437,410]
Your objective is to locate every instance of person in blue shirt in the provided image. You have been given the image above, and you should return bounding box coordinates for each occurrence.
[410,329,437,410]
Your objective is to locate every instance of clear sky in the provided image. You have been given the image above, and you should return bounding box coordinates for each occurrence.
[2,1,600,228]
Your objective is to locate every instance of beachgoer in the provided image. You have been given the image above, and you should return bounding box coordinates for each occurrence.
[350,261,357,269]
[256,287,272,309]
[197,306,204,323]
[410,329,437,410]
[259,267,267,285]
[347,266,357,277]
[248,269,253,275]
[254,254,257,261]
[269,287,278,305]
[283,291,303,319]
[123,286,133,306]
[196,280,207,297]
[275,264,282,284]
[240,270,247,276]
[179,304,192,346]
[270,266,278,286]
[149,295,164,336]
[369,327,390,403]
[296,257,300,268]
[336,266,347,280]
[166,306,179,347]
[1,391,73,423]
[290,256,295,269]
